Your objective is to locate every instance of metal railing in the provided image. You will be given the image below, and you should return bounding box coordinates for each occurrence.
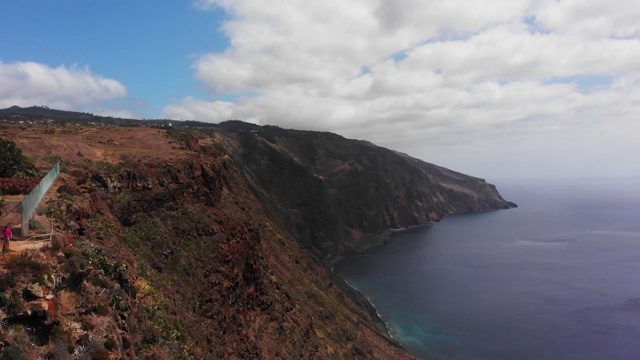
[21,162,60,236]
[25,222,54,243]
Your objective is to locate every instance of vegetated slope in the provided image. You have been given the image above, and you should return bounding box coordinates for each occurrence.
[0,123,416,359]
[0,105,135,125]
[213,123,516,262]
[0,105,216,129]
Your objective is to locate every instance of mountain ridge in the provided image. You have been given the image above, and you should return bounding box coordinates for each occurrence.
[0,107,514,359]
[211,123,515,262]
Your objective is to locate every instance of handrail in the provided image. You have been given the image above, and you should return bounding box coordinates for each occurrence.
[25,233,53,242]
[25,221,54,243]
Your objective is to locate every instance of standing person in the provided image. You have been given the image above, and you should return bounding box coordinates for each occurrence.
[2,226,11,253]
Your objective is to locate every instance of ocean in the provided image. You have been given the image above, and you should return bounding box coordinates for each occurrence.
[334,178,640,360]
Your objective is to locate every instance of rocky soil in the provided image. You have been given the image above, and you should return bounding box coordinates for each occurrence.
[0,123,419,359]
[0,117,516,359]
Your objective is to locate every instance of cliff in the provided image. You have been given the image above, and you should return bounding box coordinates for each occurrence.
[0,113,513,359]
[214,123,515,262]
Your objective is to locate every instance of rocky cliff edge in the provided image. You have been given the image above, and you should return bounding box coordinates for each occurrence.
[0,119,513,359]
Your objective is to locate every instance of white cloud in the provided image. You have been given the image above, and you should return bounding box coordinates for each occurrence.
[163,97,237,121]
[533,0,640,38]
[167,0,640,178]
[0,61,127,111]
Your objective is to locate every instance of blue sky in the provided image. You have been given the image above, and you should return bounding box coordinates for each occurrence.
[1,1,228,117]
[2,0,640,180]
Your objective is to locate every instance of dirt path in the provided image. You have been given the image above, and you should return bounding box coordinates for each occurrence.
[8,240,51,252]
[1,185,56,254]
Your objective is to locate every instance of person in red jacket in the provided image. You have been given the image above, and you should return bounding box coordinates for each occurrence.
[2,226,12,253]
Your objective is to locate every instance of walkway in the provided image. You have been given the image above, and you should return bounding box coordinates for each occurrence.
[2,195,52,253]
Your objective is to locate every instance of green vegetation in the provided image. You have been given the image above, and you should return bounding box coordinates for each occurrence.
[0,138,44,196]
[136,276,185,348]
[0,274,17,293]
[0,138,25,178]
[0,345,25,360]
[122,214,166,251]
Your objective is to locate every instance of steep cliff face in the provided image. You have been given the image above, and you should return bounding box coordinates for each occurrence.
[0,118,514,359]
[0,124,416,359]
[213,123,515,262]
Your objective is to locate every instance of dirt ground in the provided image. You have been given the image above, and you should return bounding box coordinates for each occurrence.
[1,123,191,165]
[1,123,192,253]
[5,239,50,252]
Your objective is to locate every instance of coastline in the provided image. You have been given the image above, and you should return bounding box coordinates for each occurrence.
[328,207,517,356]
[327,223,436,268]
[330,271,407,350]
[342,278,401,342]
[329,204,517,268]
[328,226,432,356]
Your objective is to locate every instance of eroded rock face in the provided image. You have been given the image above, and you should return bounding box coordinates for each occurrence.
[216,124,516,261]
[0,124,420,359]
[0,121,514,359]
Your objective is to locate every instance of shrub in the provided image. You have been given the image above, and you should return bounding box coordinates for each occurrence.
[81,318,95,331]
[89,275,112,289]
[0,138,25,178]
[0,345,25,360]
[45,205,63,220]
[94,303,109,316]
[0,272,17,292]
[3,290,25,317]
[48,325,74,358]
[28,219,42,230]
[92,348,111,360]
[49,234,64,251]
[104,337,117,351]
[0,177,40,195]
[5,253,51,283]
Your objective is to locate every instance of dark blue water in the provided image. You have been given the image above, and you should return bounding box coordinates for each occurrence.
[334,179,640,360]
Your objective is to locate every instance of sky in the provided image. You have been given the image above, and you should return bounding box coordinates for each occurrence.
[2,0,640,181]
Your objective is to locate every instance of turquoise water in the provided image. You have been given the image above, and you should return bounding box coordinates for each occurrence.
[334,179,640,359]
